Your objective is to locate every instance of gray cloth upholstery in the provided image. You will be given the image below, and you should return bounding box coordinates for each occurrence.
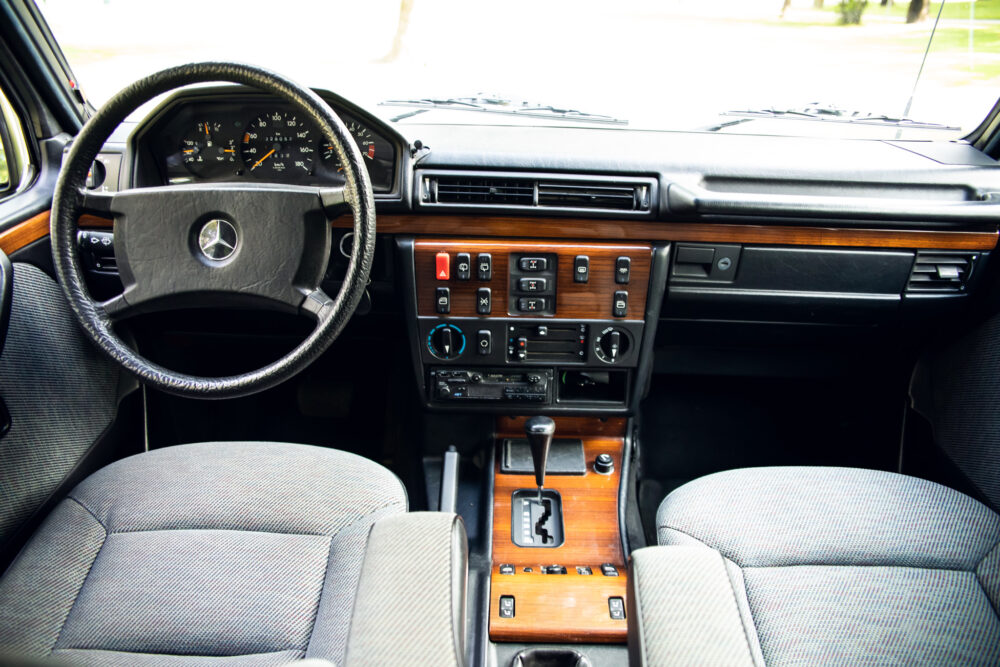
[911,310,1000,511]
[0,442,407,666]
[0,263,119,545]
[654,466,1000,666]
[343,512,467,667]
[627,546,757,666]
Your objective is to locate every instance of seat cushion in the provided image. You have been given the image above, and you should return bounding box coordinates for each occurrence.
[0,442,407,666]
[656,467,1000,666]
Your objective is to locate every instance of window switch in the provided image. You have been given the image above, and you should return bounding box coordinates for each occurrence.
[601,563,619,577]
[499,595,515,618]
[499,563,515,575]
[609,596,626,620]
[574,255,590,282]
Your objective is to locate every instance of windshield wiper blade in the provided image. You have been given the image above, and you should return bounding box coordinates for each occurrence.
[719,104,959,131]
[380,96,628,125]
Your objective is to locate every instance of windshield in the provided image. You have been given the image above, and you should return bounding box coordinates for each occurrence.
[35,0,1000,140]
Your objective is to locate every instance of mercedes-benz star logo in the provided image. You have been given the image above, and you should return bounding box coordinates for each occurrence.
[198,219,238,261]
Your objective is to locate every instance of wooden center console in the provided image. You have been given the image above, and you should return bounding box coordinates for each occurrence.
[490,416,628,643]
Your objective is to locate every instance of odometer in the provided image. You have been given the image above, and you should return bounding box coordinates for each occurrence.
[240,111,315,177]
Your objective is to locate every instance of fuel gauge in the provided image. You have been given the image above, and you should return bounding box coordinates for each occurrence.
[180,121,237,177]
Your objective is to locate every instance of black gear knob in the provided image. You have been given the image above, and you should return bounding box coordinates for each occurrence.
[525,416,556,491]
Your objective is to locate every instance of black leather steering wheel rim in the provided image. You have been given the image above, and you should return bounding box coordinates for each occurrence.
[51,62,376,399]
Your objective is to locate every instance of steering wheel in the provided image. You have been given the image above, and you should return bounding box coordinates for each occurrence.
[51,63,375,399]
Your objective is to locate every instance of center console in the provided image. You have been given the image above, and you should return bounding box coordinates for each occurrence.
[398,238,668,413]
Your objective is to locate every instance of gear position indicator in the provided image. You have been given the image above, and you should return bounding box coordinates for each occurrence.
[510,489,564,548]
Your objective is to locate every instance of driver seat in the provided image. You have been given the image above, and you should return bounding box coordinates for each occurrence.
[0,441,464,666]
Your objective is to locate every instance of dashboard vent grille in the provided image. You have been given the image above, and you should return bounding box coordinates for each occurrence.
[538,181,648,211]
[434,177,534,205]
[418,171,656,215]
[906,252,976,293]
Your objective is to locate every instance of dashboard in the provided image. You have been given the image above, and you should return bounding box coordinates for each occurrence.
[134,93,400,192]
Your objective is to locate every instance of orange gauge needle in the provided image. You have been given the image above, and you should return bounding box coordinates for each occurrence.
[223,149,235,153]
[182,149,194,154]
[251,149,275,170]
[204,123,210,137]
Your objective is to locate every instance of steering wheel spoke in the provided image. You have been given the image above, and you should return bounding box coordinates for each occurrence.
[319,185,351,219]
[97,292,130,322]
[77,188,116,218]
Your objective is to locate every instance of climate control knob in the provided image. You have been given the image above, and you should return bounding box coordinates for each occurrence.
[594,327,630,364]
[427,323,466,360]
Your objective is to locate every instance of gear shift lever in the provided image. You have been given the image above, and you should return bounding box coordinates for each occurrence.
[525,416,556,501]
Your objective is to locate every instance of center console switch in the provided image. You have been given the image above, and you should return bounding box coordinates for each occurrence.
[430,368,553,404]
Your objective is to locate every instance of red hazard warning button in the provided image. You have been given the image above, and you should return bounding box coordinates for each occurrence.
[436,252,450,280]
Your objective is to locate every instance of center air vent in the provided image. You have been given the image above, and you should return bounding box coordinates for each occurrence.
[537,181,648,211]
[434,176,534,205]
[906,252,977,293]
[418,171,656,216]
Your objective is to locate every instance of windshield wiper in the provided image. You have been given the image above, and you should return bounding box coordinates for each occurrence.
[715,104,959,131]
[381,96,628,125]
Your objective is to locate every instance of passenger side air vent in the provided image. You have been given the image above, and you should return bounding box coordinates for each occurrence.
[906,252,977,294]
[417,170,657,216]
[433,176,534,205]
[537,181,650,211]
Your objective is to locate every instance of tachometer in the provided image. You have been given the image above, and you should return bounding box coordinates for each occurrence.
[240,112,315,177]
[180,121,237,177]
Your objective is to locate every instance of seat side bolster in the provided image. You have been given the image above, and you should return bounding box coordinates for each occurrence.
[627,546,758,667]
[343,512,467,667]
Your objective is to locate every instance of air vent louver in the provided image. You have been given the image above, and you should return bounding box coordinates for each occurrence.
[434,177,534,205]
[537,181,647,211]
[419,171,656,214]
[906,252,976,293]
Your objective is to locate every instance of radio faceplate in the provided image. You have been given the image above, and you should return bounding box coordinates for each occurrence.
[429,368,553,404]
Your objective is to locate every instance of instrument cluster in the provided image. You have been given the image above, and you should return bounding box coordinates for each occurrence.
[149,98,398,192]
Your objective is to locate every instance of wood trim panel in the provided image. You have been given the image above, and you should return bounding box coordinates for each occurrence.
[490,417,628,643]
[414,239,652,320]
[0,213,112,255]
[334,214,999,250]
[4,209,994,256]
[0,211,50,255]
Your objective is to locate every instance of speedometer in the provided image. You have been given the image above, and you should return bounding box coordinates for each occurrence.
[240,111,315,177]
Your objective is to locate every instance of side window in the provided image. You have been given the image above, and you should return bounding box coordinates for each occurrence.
[0,84,30,201]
